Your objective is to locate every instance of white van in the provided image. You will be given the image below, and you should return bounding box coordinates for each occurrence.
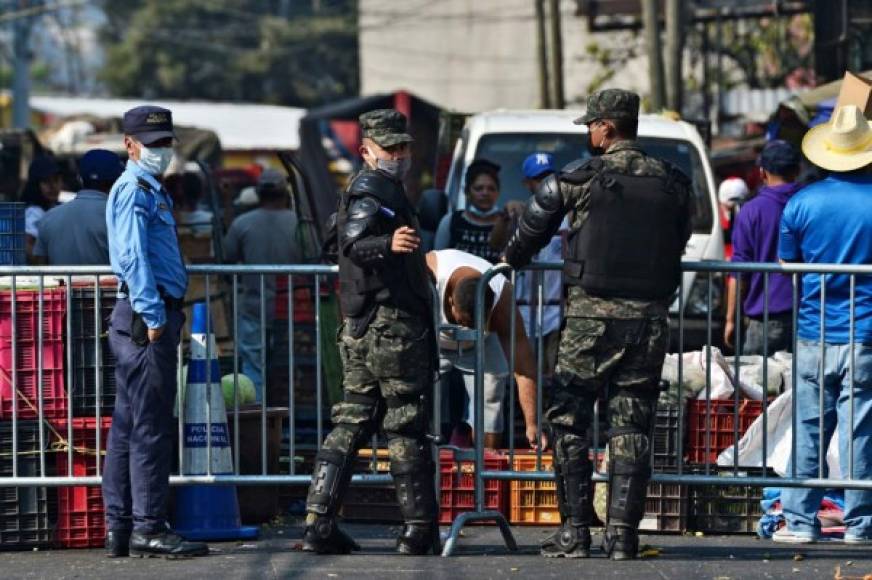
[427,110,724,349]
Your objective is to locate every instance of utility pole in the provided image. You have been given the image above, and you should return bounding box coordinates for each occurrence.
[642,0,665,112]
[536,0,551,108]
[12,7,33,129]
[664,0,683,113]
[548,0,564,109]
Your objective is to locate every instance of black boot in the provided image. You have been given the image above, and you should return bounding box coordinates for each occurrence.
[603,524,639,561]
[540,455,593,558]
[129,530,209,558]
[602,464,649,561]
[302,450,361,555]
[392,458,441,556]
[105,529,130,558]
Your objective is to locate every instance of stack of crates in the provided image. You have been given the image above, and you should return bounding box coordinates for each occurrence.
[0,288,67,420]
[54,417,112,548]
[0,203,25,266]
[0,421,54,549]
[439,449,508,525]
[69,286,118,417]
[684,398,768,534]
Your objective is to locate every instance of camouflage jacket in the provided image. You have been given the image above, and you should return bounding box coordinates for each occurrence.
[559,140,690,320]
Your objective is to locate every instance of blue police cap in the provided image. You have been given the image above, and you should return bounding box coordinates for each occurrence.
[78,149,124,184]
[122,105,175,145]
[758,139,800,176]
[522,152,555,180]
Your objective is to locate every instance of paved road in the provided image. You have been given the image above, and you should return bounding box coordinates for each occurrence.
[5,523,871,580]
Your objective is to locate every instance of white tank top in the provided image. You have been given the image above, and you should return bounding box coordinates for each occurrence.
[433,249,507,350]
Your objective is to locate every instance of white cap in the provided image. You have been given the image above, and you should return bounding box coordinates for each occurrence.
[718,177,749,207]
[236,186,259,207]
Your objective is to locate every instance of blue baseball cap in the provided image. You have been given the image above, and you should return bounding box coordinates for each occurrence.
[758,139,800,176]
[122,105,175,145]
[522,152,555,180]
[78,149,125,184]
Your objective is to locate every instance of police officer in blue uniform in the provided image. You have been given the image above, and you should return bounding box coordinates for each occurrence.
[102,106,208,558]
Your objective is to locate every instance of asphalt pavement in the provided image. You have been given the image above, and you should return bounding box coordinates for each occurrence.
[4,522,871,580]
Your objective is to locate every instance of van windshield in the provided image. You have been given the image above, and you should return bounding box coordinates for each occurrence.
[457,132,713,233]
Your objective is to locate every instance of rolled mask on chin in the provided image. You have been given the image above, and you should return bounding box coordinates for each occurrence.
[376,157,411,180]
[138,145,174,176]
[466,204,502,218]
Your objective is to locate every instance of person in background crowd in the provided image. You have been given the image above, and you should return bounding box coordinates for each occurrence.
[434,159,509,263]
[515,152,567,378]
[33,149,123,266]
[21,154,63,262]
[176,171,214,236]
[427,248,544,451]
[725,140,802,355]
[103,105,208,559]
[717,176,749,259]
[774,104,872,545]
[224,168,300,403]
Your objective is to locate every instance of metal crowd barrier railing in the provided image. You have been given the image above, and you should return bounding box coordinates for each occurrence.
[441,259,872,556]
[2,261,872,556]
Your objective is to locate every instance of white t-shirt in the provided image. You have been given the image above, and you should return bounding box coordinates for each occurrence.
[433,249,506,350]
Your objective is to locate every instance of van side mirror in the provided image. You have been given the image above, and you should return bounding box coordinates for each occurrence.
[417,188,447,232]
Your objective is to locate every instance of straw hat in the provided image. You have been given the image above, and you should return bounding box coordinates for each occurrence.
[802,105,872,172]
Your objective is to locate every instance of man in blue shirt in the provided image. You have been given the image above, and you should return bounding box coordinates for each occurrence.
[34,149,123,265]
[775,104,872,545]
[103,106,207,558]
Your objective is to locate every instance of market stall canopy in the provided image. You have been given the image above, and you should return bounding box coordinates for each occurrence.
[31,96,305,151]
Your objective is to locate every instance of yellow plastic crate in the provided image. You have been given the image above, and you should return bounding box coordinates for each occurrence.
[509,452,560,525]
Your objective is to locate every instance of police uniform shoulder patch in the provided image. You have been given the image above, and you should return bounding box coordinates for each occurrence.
[136,177,157,195]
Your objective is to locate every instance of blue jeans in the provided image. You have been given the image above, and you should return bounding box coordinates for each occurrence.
[238,312,271,403]
[781,340,872,538]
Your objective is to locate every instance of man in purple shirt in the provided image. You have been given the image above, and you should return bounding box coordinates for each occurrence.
[725,140,801,354]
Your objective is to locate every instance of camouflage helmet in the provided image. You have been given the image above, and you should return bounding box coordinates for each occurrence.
[359,109,414,148]
[573,89,640,125]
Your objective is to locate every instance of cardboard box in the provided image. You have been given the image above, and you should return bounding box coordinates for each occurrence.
[836,72,872,117]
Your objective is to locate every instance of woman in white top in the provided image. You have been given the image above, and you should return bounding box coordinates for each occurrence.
[21,155,62,263]
[427,248,544,450]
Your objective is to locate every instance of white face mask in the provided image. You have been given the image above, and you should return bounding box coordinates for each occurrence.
[375,156,411,180]
[138,145,173,176]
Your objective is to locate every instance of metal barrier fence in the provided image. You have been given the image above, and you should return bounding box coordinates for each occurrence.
[442,259,872,556]
[0,261,870,556]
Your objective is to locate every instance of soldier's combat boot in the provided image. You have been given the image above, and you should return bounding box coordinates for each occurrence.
[602,461,649,561]
[302,450,361,554]
[541,454,593,558]
[392,458,441,556]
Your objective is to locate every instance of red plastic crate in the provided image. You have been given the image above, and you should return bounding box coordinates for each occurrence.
[54,417,112,549]
[0,288,66,342]
[274,280,318,324]
[687,400,763,464]
[0,288,68,420]
[439,449,508,525]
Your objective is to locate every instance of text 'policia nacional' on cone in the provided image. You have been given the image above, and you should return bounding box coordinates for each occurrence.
[173,302,258,541]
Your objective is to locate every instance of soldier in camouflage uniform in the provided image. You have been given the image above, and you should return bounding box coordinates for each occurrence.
[302,110,440,556]
[504,89,693,560]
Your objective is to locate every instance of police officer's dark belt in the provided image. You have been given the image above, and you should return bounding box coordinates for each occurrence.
[120,282,185,311]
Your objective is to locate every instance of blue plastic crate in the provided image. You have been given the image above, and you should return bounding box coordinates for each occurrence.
[0,203,25,265]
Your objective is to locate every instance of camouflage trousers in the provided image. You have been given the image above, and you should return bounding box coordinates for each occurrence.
[549,316,669,469]
[322,305,436,465]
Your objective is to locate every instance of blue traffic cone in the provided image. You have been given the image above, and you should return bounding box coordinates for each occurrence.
[173,302,258,541]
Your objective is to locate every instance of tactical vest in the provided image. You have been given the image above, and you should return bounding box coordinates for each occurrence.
[563,162,687,301]
[336,170,432,333]
[448,211,501,263]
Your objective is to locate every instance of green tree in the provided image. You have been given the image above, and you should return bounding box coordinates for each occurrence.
[99,0,358,107]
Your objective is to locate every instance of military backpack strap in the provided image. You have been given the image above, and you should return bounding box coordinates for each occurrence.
[559,157,604,185]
